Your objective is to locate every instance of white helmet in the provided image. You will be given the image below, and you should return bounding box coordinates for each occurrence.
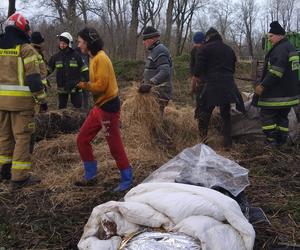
[58,32,73,48]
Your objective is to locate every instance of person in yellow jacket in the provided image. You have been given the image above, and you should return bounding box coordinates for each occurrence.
[75,27,133,192]
[0,13,47,189]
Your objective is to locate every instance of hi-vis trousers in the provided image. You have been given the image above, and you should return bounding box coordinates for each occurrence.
[0,110,35,181]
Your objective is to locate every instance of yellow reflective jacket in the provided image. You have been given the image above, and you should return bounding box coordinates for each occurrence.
[0,43,45,111]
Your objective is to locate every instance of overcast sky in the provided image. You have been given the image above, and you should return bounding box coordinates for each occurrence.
[0,1,40,18]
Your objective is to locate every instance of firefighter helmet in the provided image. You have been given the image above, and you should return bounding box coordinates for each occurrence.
[5,13,30,34]
[58,32,73,48]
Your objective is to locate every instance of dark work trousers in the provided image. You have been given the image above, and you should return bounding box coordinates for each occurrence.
[82,89,90,111]
[260,108,291,145]
[194,82,206,120]
[58,92,82,109]
[198,104,232,146]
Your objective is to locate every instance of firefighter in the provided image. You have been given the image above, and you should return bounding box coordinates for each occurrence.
[48,32,89,109]
[255,21,299,146]
[31,31,49,95]
[0,13,47,188]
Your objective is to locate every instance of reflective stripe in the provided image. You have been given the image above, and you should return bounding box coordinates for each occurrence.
[0,85,30,91]
[277,126,289,132]
[81,66,88,72]
[289,54,300,71]
[268,65,284,78]
[0,45,20,56]
[56,64,63,68]
[36,92,47,100]
[18,57,24,86]
[262,124,277,131]
[12,161,32,170]
[71,88,82,93]
[0,155,12,164]
[259,96,299,102]
[266,137,275,142]
[0,84,32,97]
[69,63,78,67]
[42,79,47,85]
[23,55,38,65]
[258,99,299,107]
[289,55,299,62]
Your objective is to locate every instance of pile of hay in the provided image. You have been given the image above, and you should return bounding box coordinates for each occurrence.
[31,86,201,198]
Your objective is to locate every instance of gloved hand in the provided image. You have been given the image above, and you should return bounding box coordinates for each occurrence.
[77,81,88,89]
[138,84,152,94]
[255,84,264,96]
[39,102,48,113]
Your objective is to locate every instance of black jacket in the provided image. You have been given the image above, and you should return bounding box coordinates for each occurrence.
[48,47,89,92]
[194,36,244,112]
[259,38,299,108]
[190,46,201,76]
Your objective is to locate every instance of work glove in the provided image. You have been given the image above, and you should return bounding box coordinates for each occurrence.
[138,84,152,94]
[255,84,264,96]
[39,102,48,113]
[77,81,88,90]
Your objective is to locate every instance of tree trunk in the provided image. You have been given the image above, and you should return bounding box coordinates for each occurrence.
[8,0,16,17]
[129,0,139,59]
[165,0,174,48]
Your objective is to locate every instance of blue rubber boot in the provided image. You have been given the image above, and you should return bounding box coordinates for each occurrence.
[113,166,133,192]
[84,160,97,180]
[74,160,97,186]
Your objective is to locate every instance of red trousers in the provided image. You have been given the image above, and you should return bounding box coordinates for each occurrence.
[77,106,130,170]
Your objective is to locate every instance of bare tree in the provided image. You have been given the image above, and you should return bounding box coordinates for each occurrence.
[279,0,296,31]
[174,0,208,56]
[139,0,163,30]
[128,0,139,59]
[165,0,174,48]
[209,0,234,39]
[237,0,257,58]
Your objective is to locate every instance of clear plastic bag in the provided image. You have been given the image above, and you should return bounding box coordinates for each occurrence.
[143,144,249,197]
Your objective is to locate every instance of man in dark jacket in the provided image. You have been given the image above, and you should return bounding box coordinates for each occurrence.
[194,28,245,148]
[138,26,173,114]
[255,21,299,146]
[48,32,89,109]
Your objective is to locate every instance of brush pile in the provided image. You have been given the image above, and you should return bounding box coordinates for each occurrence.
[35,109,87,140]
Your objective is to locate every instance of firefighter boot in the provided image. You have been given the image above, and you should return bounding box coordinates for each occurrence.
[74,160,97,186]
[0,163,12,183]
[276,131,288,147]
[10,175,41,189]
[113,166,133,192]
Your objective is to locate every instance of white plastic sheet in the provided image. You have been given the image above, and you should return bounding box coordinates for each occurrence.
[78,183,255,250]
